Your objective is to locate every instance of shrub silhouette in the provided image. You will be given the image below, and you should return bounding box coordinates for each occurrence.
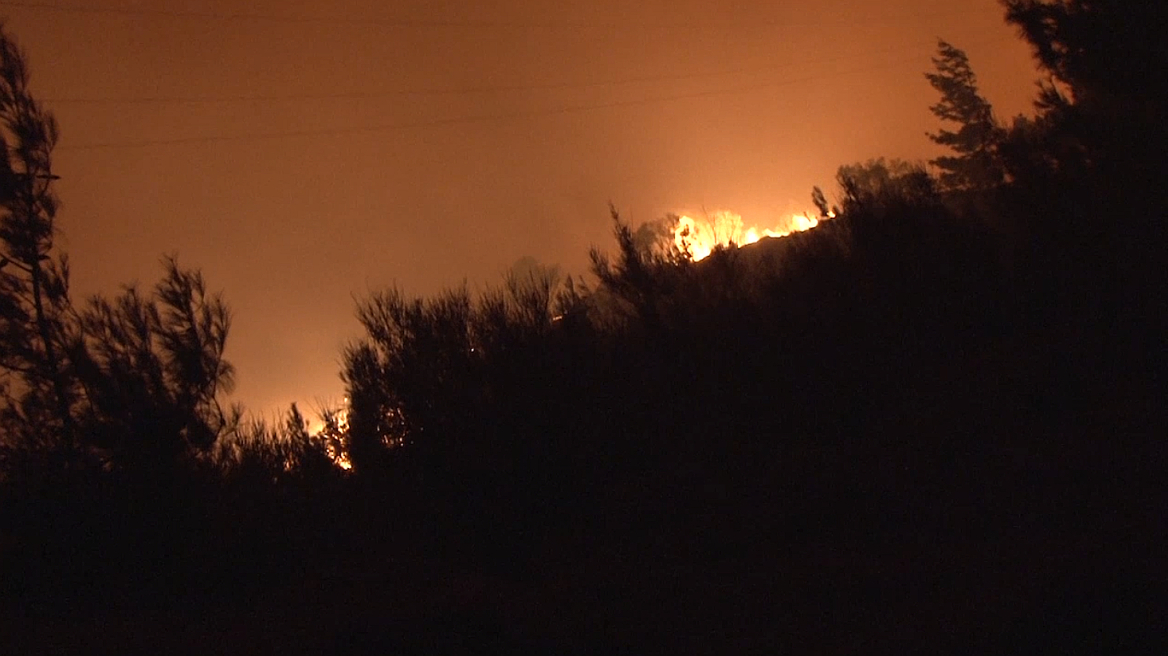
[67,256,241,476]
[2,4,1165,652]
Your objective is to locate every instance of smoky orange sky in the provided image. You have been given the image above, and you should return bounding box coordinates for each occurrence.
[4,0,1038,420]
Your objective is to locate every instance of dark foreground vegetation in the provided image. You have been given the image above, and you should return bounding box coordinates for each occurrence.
[2,2,1165,653]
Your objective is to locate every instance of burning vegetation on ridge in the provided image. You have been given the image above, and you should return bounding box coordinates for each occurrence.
[3,3,1166,653]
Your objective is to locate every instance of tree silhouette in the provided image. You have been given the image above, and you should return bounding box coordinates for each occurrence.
[588,206,695,332]
[836,157,934,207]
[1002,0,1168,111]
[67,256,242,473]
[1,8,1163,653]
[215,403,337,486]
[1,27,245,479]
[0,24,78,470]
[925,40,1004,190]
[999,0,1166,323]
[1001,1,1167,188]
[340,258,579,481]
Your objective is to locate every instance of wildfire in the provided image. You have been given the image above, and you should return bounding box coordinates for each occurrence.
[299,210,828,470]
[308,398,352,470]
[672,210,824,261]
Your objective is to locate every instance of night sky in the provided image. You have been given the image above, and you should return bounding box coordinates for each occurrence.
[3,0,1036,419]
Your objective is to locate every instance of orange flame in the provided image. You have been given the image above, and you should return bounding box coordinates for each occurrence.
[308,399,352,470]
[672,210,823,261]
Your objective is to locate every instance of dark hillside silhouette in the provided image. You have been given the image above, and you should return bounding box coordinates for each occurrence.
[3,5,1166,653]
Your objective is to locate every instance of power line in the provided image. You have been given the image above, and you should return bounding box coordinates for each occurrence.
[56,81,824,150]
[42,39,960,106]
[57,39,1012,152]
[0,1,987,30]
[44,31,1017,107]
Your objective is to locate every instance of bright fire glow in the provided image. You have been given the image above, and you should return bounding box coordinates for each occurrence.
[673,210,824,261]
[302,210,828,469]
[308,400,352,470]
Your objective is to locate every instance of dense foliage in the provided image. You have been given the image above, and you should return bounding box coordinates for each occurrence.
[2,4,1163,652]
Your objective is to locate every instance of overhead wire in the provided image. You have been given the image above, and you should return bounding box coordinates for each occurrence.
[42,38,978,106]
[0,0,989,30]
[17,1,1015,151]
[56,35,1014,151]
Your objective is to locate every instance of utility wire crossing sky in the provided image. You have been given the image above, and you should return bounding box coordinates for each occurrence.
[2,1,990,28]
[56,37,1013,151]
[3,0,1038,419]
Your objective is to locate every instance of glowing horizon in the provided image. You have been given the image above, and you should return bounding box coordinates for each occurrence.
[672,210,827,261]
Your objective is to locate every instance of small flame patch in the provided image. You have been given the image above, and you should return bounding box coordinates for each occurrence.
[672,210,823,261]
